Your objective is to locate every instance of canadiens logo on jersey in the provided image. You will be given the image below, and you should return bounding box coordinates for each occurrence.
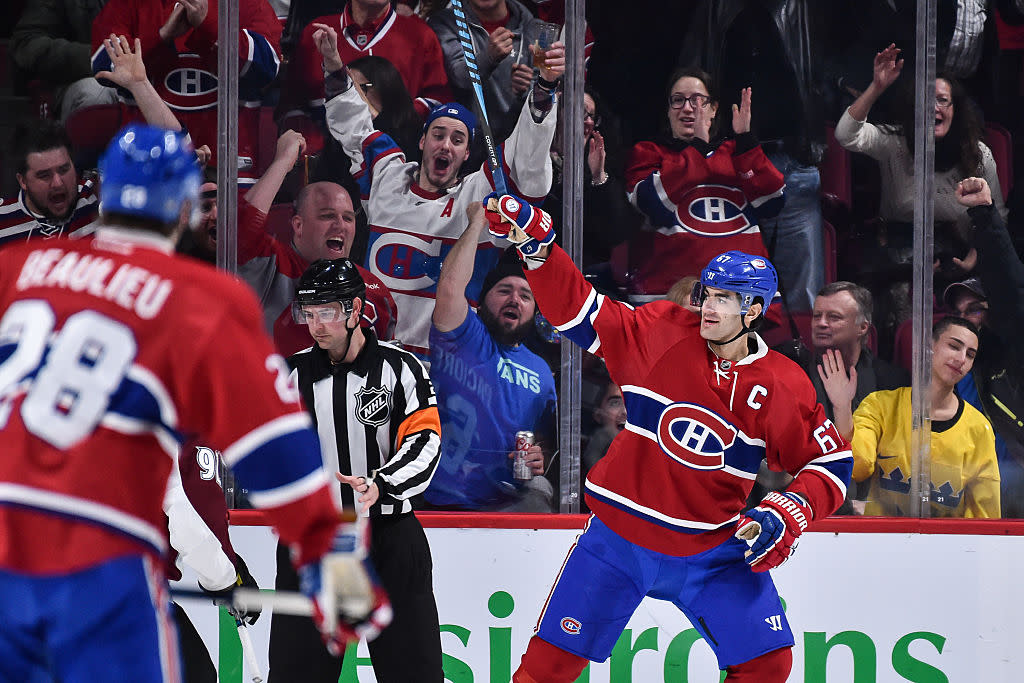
[674,184,753,237]
[355,385,392,426]
[158,54,219,111]
[656,402,737,470]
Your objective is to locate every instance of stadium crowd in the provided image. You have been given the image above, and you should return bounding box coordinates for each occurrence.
[4,0,1024,528]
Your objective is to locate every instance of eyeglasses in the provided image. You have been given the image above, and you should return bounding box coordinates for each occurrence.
[356,81,374,93]
[669,93,711,109]
[936,95,953,109]
[584,111,601,126]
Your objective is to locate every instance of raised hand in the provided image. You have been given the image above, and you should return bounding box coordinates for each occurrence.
[482,192,555,257]
[872,43,903,91]
[732,86,752,135]
[95,35,148,89]
[587,130,607,181]
[816,349,857,413]
[275,129,308,167]
[539,41,565,83]
[488,27,515,62]
[955,177,993,207]
[311,23,344,73]
[178,0,209,28]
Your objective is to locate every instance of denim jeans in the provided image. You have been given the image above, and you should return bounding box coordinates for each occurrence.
[762,152,825,312]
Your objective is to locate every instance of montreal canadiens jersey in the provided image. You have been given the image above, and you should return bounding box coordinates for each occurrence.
[852,387,1000,518]
[91,0,282,177]
[626,134,785,295]
[526,245,853,557]
[325,82,556,356]
[0,182,100,247]
[0,227,339,575]
[284,5,451,119]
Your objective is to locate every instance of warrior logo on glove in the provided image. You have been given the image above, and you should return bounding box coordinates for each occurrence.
[735,491,811,572]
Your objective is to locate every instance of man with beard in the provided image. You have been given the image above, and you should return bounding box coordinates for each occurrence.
[424,204,556,511]
[0,119,99,247]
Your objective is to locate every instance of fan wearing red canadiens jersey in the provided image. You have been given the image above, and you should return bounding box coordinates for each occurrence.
[0,125,387,682]
[481,195,852,683]
[625,67,786,300]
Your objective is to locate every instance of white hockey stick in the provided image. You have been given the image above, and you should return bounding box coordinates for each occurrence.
[172,586,314,616]
[236,621,264,683]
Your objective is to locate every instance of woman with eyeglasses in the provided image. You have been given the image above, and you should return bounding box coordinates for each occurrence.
[623,67,787,307]
[835,43,1007,344]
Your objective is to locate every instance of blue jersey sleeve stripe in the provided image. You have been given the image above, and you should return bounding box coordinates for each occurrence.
[245,467,331,509]
[239,30,282,98]
[228,425,325,495]
[630,174,679,228]
[222,412,313,466]
[91,43,112,76]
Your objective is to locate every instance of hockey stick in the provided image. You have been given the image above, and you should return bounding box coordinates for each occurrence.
[449,0,509,195]
[172,586,314,617]
[236,621,264,683]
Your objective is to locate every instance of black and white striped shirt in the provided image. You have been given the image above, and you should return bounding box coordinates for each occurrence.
[288,332,441,516]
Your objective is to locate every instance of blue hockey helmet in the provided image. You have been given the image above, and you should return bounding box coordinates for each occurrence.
[99,124,201,224]
[692,251,778,315]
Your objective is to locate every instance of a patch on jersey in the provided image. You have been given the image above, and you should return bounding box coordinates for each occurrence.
[656,402,737,470]
[355,385,392,427]
[161,57,218,109]
[676,184,752,237]
[560,617,582,635]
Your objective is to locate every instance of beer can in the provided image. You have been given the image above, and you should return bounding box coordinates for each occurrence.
[513,431,535,481]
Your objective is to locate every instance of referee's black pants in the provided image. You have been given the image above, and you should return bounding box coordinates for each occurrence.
[268,512,443,683]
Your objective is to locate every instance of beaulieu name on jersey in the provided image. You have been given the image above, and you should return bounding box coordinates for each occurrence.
[16,247,172,319]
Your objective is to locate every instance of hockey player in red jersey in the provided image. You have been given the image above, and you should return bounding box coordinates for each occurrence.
[0,125,387,682]
[482,194,853,682]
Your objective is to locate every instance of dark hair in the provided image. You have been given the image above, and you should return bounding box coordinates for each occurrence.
[932,315,980,342]
[12,119,73,175]
[884,74,984,176]
[663,65,720,140]
[817,281,873,325]
[348,55,422,161]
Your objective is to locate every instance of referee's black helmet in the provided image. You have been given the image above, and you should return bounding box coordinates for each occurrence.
[295,258,366,314]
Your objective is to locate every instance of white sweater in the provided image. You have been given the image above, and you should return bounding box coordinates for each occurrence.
[834,107,1007,232]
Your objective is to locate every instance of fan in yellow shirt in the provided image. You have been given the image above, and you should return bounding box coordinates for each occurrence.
[850,316,1000,517]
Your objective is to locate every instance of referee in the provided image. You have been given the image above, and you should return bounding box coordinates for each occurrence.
[268,259,443,683]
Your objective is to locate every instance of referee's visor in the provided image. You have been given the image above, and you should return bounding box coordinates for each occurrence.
[292,301,353,325]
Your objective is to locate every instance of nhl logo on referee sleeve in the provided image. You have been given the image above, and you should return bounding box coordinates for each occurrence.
[355,386,392,426]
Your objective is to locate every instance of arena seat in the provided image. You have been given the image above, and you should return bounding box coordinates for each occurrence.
[65,103,124,167]
[820,122,852,224]
[823,218,837,284]
[983,121,1013,202]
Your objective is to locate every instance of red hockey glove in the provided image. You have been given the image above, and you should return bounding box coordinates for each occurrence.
[735,491,810,572]
[297,516,392,655]
[483,192,555,258]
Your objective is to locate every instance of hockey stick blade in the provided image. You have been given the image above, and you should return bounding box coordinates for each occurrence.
[171,586,314,617]
[449,0,508,195]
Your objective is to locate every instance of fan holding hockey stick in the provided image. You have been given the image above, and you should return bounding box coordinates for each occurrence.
[307,18,564,358]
